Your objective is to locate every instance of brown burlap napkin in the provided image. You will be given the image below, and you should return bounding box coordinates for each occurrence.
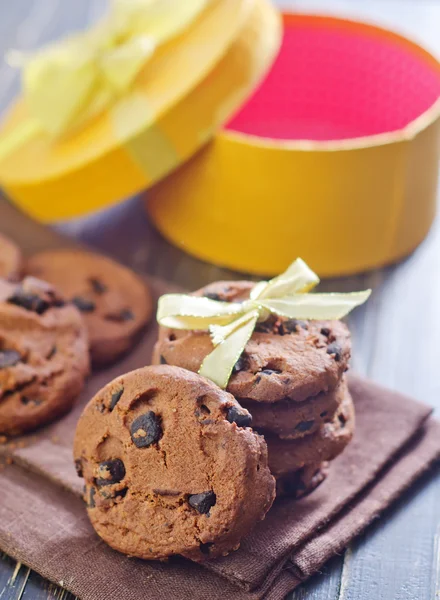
[1,279,439,600]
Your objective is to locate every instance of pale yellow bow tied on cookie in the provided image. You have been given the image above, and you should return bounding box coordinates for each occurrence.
[1,0,209,152]
[157,258,371,389]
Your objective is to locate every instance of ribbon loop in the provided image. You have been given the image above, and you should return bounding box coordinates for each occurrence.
[157,258,371,389]
[157,293,244,330]
[7,0,209,137]
[199,310,260,388]
[254,257,320,299]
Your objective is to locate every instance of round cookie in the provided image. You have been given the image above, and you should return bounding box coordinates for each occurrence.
[73,365,275,562]
[276,461,329,499]
[265,393,355,477]
[0,277,89,435]
[0,233,22,281]
[241,378,347,439]
[155,280,351,402]
[26,249,153,366]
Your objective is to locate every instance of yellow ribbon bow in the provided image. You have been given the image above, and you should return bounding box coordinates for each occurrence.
[157,258,371,388]
[6,0,209,138]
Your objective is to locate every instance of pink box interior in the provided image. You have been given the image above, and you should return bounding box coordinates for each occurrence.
[226,15,440,141]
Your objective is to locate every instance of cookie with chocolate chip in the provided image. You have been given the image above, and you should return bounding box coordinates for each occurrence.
[0,233,22,281]
[26,249,153,366]
[154,280,351,402]
[265,392,355,477]
[0,277,89,435]
[73,365,275,562]
[241,378,347,439]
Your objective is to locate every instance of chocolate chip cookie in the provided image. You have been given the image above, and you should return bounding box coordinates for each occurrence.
[73,365,275,562]
[0,233,22,281]
[265,392,355,477]
[241,378,347,439]
[26,249,153,366]
[154,281,351,402]
[276,461,329,499]
[0,277,89,435]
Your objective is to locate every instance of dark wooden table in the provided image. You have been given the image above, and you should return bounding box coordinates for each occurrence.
[0,1,439,599]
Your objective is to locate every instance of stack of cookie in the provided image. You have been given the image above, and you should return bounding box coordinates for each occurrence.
[0,276,90,435]
[153,280,355,498]
[74,365,276,561]
[0,233,153,436]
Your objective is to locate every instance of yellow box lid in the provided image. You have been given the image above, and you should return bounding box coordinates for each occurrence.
[0,0,282,222]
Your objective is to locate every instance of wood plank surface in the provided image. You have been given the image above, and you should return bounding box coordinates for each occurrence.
[0,1,439,599]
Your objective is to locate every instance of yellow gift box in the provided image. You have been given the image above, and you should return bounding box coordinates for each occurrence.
[0,6,439,278]
[147,14,440,277]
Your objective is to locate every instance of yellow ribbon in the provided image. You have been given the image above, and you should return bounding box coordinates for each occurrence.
[0,0,209,158]
[157,258,371,388]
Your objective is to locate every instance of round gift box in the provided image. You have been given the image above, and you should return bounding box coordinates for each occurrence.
[147,14,440,277]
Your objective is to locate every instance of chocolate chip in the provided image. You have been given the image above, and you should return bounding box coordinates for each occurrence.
[89,277,107,294]
[130,411,162,448]
[188,491,216,514]
[338,413,347,428]
[203,292,222,301]
[320,327,331,337]
[255,321,275,334]
[254,375,262,384]
[74,459,83,478]
[226,406,252,428]
[20,396,42,406]
[8,279,65,314]
[115,487,128,499]
[72,296,96,312]
[87,486,96,508]
[199,542,214,555]
[279,319,308,335]
[160,355,167,365]
[261,368,282,376]
[109,387,124,411]
[47,345,57,359]
[96,459,126,486]
[233,354,248,373]
[0,350,21,369]
[8,291,50,315]
[256,314,278,333]
[320,411,328,418]
[106,308,135,322]
[327,342,342,361]
[120,308,135,321]
[295,420,315,433]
